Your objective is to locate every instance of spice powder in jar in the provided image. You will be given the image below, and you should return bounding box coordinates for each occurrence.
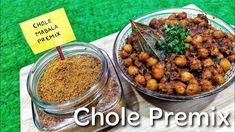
[28,43,125,131]
[38,55,102,103]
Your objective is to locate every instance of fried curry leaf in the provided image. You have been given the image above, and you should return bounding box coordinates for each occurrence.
[130,20,166,59]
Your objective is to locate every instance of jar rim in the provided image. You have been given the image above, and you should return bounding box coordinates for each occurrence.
[27,42,108,112]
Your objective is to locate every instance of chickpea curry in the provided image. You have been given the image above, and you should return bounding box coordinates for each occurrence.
[120,12,235,96]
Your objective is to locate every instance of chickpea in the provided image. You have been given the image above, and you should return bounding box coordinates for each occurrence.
[159,82,167,92]
[213,74,225,85]
[202,69,212,79]
[217,53,224,59]
[123,58,133,67]
[193,17,203,24]
[165,19,171,26]
[227,33,235,41]
[200,80,213,92]
[179,19,188,27]
[198,48,209,58]
[152,67,164,80]
[127,65,139,76]
[186,84,200,96]
[175,81,186,95]
[159,82,172,94]
[178,12,187,19]
[123,44,133,53]
[154,62,165,69]
[168,13,176,19]
[192,35,203,45]
[120,49,129,59]
[212,64,224,75]
[203,58,214,68]
[187,18,193,23]
[144,73,152,80]
[204,36,213,44]
[219,58,232,72]
[189,78,199,85]
[180,71,194,82]
[130,53,137,60]
[184,36,192,43]
[147,57,158,67]
[213,30,224,39]
[146,79,158,91]
[210,46,220,56]
[204,29,214,35]
[190,58,202,70]
[135,74,146,85]
[227,54,235,63]
[159,17,165,23]
[149,18,159,27]
[175,55,187,67]
[138,52,150,62]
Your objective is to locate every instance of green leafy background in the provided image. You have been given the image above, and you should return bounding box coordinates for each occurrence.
[0,0,234,131]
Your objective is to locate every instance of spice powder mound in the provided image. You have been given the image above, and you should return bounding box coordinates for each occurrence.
[38,55,102,103]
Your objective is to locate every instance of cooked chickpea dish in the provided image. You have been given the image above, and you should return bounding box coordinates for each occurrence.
[120,12,235,96]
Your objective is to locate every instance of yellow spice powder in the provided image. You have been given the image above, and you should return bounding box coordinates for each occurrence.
[38,55,102,103]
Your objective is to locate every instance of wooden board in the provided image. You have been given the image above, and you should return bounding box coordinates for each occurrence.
[20,4,234,132]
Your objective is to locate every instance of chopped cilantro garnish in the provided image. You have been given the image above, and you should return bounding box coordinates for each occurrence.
[156,24,190,55]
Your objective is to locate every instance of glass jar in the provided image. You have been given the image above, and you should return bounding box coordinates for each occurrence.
[27,42,125,131]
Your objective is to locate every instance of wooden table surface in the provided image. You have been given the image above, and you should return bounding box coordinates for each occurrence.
[20,4,234,132]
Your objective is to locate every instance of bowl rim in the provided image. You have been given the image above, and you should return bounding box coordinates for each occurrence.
[113,7,235,101]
